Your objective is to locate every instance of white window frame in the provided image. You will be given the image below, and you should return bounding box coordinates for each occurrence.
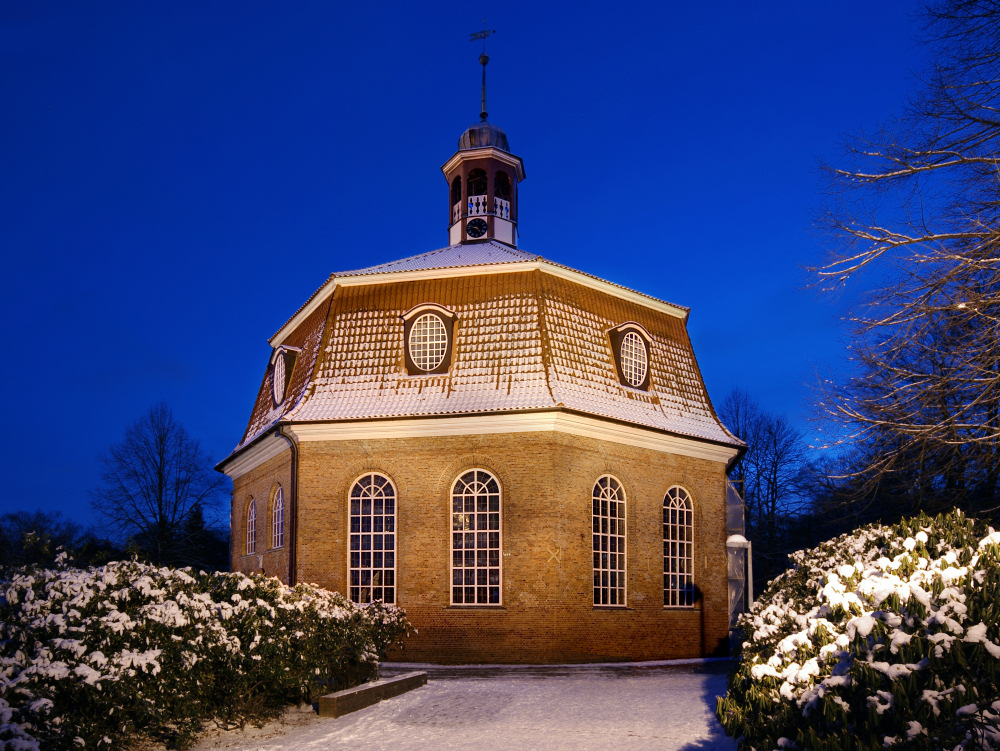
[450,469,502,606]
[271,486,284,549]
[593,475,627,607]
[664,486,695,608]
[246,498,256,556]
[348,472,397,605]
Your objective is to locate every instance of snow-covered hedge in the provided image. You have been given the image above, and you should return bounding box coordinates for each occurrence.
[0,559,410,750]
[717,510,1000,750]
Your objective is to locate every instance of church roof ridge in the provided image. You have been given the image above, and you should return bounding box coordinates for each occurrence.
[270,241,689,347]
[335,242,691,319]
[335,240,540,276]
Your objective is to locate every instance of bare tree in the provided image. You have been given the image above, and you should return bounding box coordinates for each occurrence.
[816,0,1000,505]
[91,403,226,567]
[719,389,807,582]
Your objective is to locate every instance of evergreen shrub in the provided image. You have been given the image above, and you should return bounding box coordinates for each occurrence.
[0,558,410,750]
[717,510,1000,750]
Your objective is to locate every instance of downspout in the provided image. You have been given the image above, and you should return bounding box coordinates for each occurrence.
[276,425,298,586]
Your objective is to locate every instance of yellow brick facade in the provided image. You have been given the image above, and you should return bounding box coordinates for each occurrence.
[231,429,731,663]
[231,448,293,583]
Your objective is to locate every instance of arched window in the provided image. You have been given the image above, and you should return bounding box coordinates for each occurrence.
[246,499,256,556]
[593,476,626,606]
[271,486,284,549]
[664,486,695,607]
[468,169,487,197]
[349,473,396,604]
[451,469,501,605]
[494,170,511,201]
[451,176,462,206]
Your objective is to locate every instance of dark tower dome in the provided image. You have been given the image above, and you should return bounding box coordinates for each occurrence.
[458,121,509,152]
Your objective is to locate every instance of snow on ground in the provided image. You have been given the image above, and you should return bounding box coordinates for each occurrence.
[187,660,736,751]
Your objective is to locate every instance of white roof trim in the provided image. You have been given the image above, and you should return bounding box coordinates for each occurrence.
[283,411,740,465]
[219,433,290,480]
[270,276,337,347]
[440,146,525,180]
[270,261,686,347]
[270,344,301,366]
[401,302,457,322]
[611,321,653,341]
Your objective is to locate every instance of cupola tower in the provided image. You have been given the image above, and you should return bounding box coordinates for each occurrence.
[442,44,525,246]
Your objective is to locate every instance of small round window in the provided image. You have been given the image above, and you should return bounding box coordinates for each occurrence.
[620,331,648,387]
[409,313,449,371]
[272,352,286,404]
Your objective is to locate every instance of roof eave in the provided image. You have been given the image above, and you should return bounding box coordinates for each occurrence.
[441,146,526,181]
[259,406,744,453]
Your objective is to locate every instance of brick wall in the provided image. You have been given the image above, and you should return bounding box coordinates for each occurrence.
[283,429,730,663]
[231,448,293,582]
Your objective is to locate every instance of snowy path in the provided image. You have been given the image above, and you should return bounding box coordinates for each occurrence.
[189,661,737,751]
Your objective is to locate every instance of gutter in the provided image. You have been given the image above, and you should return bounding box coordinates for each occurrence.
[276,425,299,586]
[725,443,748,475]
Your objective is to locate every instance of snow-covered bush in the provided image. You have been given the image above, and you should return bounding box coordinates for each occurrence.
[717,510,1000,750]
[0,559,410,750]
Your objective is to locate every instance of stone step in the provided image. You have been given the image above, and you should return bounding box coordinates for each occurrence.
[317,671,428,718]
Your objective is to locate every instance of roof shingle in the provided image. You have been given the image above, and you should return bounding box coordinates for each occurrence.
[235,265,739,452]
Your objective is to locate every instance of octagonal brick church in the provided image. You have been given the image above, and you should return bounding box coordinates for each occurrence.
[217,108,745,664]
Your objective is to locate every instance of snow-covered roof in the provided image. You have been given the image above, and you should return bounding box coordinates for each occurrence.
[235,254,741,455]
[337,241,540,276]
[269,242,689,347]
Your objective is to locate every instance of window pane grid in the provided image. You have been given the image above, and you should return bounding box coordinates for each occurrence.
[272,352,286,403]
[246,500,256,556]
[349,473,396,604]
[271,487,284,549]
[664,487,695,607]
[620,331,648,387]
[451,470,501,605]
[409,313,448,371]
[593,476,626,606]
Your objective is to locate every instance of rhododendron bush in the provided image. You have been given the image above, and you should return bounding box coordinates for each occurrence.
[717,510,1000,750]
[0,559,410,750]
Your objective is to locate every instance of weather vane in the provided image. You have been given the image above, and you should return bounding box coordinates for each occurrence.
[470,24,495,122]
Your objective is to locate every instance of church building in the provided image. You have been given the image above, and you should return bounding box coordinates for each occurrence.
[218,57,745,663]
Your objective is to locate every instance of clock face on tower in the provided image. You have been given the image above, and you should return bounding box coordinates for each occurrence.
[467,218,488,238]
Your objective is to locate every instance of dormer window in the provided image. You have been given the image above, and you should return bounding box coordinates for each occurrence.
[270,346,300,406]
[402,304,458,375]
[608,323,652,391]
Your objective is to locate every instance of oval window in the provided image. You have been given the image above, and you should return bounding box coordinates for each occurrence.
[408,313,449,371]
[619,331,648,387]
[272,352,286,404]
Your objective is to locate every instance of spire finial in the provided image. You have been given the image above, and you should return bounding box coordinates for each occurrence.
[470,25,495,122]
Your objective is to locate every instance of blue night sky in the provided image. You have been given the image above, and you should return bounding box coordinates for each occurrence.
[2,1,922,527]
